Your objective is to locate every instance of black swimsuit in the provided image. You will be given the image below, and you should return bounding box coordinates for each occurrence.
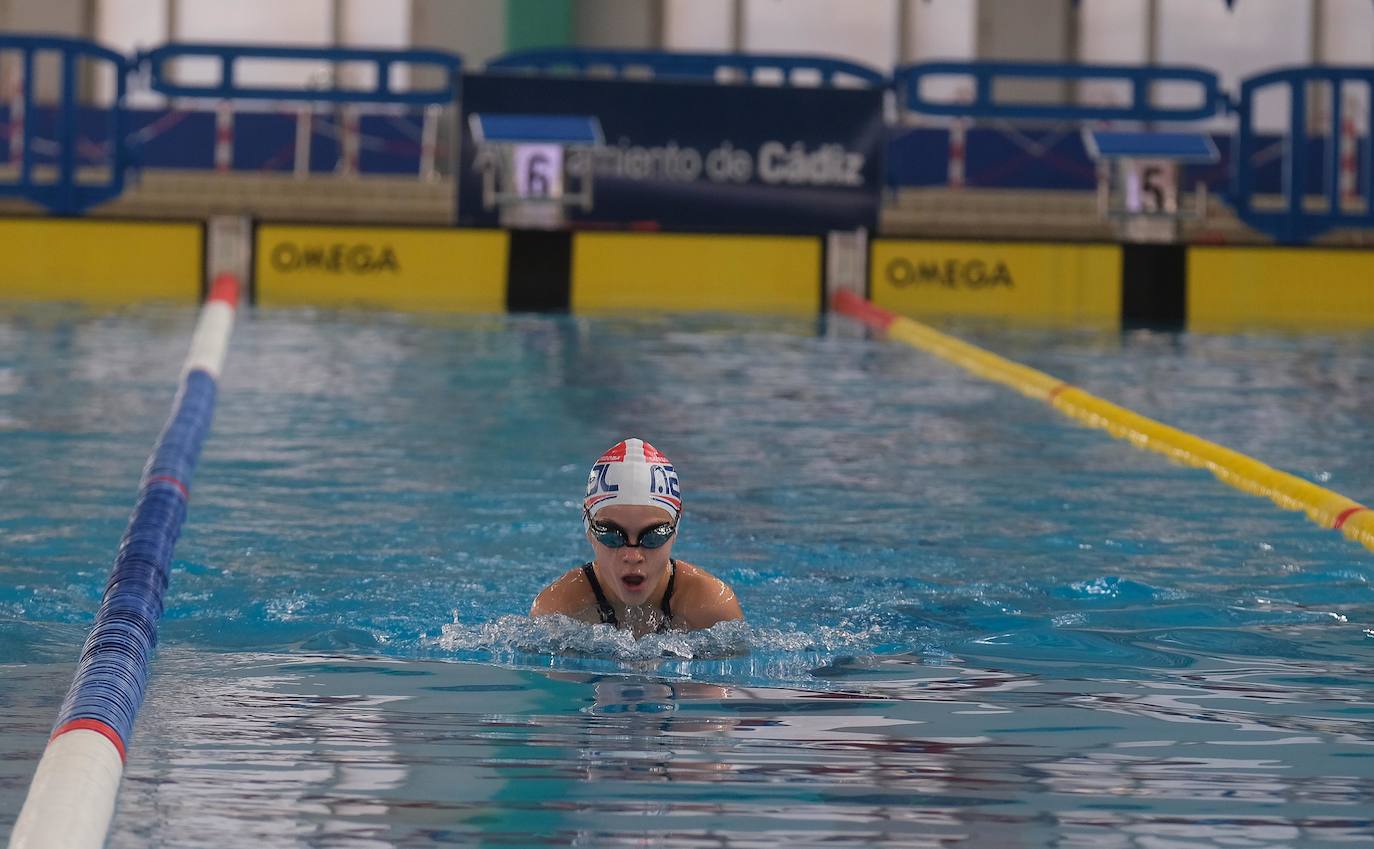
[581,560,676,632]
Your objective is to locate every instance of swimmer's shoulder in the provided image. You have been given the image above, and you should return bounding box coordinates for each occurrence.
[671,560,744,628]
[530,564,597,620]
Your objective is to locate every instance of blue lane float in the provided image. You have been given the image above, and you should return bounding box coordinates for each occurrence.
[10,274,241,849]
[53,369,216,756]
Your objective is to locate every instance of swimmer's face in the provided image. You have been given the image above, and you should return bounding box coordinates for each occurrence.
[586,504,677,606]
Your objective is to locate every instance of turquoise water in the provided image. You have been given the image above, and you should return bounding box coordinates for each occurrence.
[2,303,1373,847]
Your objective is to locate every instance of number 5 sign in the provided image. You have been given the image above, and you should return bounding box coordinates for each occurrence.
[1124,159,1178,214]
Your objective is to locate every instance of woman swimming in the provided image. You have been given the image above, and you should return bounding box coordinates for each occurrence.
[531,438,743,637]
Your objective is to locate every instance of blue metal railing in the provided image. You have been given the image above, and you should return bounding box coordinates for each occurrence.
[1232,65,1374,243]
[893,61,1226,122]
[486,48,886,87]
[0,34,130,215]
[136,42,462,103]
[5,33,1374,245]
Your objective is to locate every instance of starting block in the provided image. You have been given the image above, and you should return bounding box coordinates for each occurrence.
[469,113,604,229]
[1084,129,1219,242]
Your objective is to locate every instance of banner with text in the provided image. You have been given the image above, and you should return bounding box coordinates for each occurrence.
[458,73,885,234]
[870,239,1122,326]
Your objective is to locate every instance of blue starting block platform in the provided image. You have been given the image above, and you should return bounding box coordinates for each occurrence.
[1083,130,1219,164]
[469,113,604,146]
[1081,129,1217,242]
[468,113,605,227]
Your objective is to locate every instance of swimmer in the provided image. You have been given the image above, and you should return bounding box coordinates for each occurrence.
[531,438,743,637]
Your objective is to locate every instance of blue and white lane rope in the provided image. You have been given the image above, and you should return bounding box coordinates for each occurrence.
[9,274,241,849]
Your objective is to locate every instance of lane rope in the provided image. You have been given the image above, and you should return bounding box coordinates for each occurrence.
[9,274,241,849]
[833,290,1374,555]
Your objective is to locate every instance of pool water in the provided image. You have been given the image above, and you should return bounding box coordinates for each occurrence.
[2,304,1372,847]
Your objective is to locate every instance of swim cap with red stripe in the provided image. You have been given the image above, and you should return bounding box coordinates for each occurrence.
[583,438,681,522]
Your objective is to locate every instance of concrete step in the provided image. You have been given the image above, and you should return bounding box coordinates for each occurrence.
[0,170,454,225]
[2,172,1372,246]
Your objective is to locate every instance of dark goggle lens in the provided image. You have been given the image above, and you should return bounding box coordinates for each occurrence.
[591,522,675,549]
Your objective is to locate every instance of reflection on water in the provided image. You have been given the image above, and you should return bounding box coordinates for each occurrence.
[58,652,1365,848]
[3,307,1374,847]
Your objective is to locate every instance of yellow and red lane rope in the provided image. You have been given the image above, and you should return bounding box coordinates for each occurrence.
[833,290,1374,554]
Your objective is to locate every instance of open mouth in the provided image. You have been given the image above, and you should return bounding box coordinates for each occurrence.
[621,574,646,591]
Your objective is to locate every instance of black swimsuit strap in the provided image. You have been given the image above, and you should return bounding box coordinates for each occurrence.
[660,560,677,622]
[581,563,618,627]
[582,561,678,633]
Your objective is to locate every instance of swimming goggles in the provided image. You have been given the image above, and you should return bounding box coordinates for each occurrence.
[586,511,677,549]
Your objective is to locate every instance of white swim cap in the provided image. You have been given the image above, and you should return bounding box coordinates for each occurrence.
[583,438,682,523]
